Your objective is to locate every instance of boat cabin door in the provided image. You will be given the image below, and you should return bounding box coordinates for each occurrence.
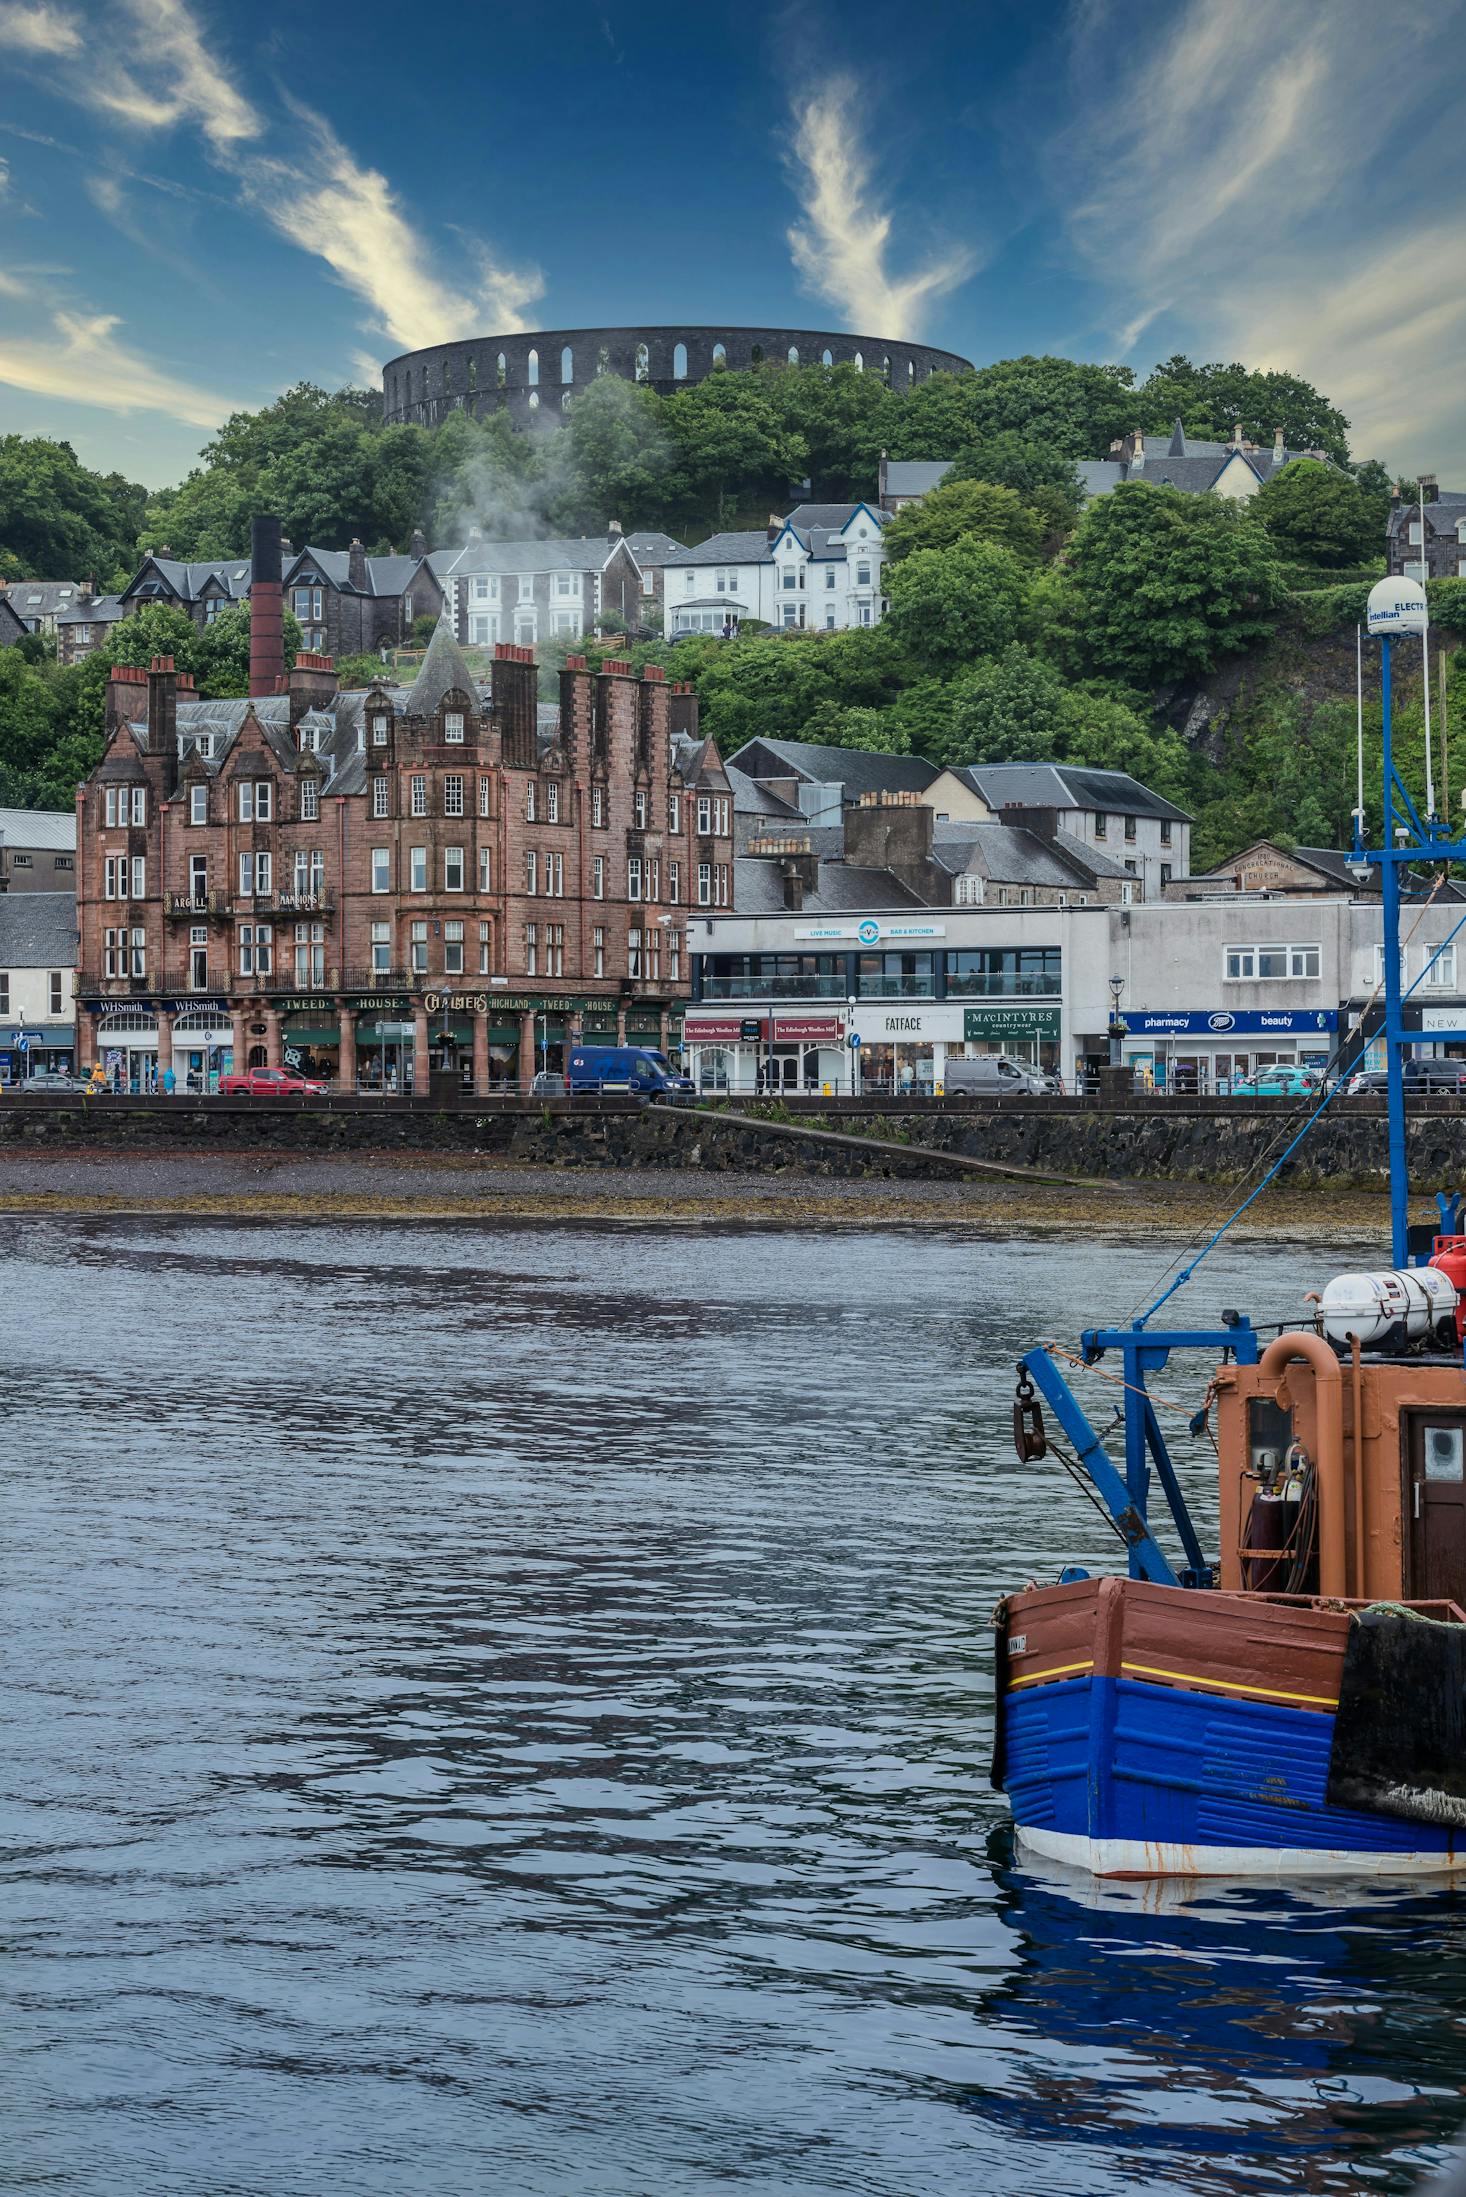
[1405,1412,1466,1602]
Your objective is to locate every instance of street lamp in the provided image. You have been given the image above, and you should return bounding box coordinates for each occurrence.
[1107,973,1127,1070]
[847,992,858,1098]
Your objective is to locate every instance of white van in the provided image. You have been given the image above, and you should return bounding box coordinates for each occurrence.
[942,1054,1050,1097]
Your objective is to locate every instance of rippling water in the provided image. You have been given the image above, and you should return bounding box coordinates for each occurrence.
[7,1214,1466,2195]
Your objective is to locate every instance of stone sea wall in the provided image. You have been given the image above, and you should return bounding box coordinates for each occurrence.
[0,1094,1456,1188]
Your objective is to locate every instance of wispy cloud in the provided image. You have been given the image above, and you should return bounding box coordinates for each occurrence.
[0,0,538,373]
[0,1,80,53]
[1053,0,1466,468]
[0,306,234,423]
[785,77,975,336]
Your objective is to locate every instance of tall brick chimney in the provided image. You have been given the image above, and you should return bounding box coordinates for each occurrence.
[494,642,538,770]
[637,662,666,773]
[558,655,593,775]
[347,538,368,591]
[249,515,283,698]
[667,680,700,741]
[288,650,339,727]
[147,654,178,754]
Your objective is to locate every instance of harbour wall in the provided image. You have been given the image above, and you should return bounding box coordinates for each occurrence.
[0,1094,1461,1188]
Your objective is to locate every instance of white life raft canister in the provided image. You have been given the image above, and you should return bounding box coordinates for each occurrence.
[1316,1268,1458,1348]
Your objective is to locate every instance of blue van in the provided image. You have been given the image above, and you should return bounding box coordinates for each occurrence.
[566,1045,695,1098]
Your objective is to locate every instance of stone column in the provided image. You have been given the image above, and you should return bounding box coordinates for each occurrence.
[265,1009,283,1069]
[519,1008,537,1093]
[155,1007,174,1094]
[472,1009,490,1094]
[412,1005,431,1096]
[230,1008,247,1073]
[616,1004,628,1043]
[338,1004,357,1092]
[80,1008,101,1073]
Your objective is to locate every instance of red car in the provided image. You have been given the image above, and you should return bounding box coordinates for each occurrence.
[217,1066,329,1097]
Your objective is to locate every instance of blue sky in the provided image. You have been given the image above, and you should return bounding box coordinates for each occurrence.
[1,0,1463,489]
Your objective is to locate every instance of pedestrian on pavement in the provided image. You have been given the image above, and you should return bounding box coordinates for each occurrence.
[161,1065,176,1097]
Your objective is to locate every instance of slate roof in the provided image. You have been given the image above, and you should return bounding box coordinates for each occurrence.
[405,618,478,717]
[0,889,77,967]
[1078,420,1316,501]
[443,535,628,579]
[732,856,922,914]
[3,579,84,621]
[784,501,891,530]
[286,548,428,597]
[950,762,1191,824]
[931,823,1132,887]
[671,509,886,569]
[0,806,77,852]
[125,557,252,604]
[622,532,687,566]
[880,461,952,499]
[1387,494,1466,539]
[55,594,125,629]
[730,737,938,797]
[668,531,775,569]
[728,763,804,819]
[0,597,27,645]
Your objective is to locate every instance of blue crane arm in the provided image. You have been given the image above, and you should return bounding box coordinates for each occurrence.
[1018,1346,1180,1588]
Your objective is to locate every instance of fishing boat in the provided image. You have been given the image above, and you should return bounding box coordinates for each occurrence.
[993,576,1466,1878]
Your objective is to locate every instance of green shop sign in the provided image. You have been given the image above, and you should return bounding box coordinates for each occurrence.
[964,1004,1062,1040]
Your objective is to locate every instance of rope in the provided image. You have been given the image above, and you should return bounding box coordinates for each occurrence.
[1134,875,1462,1326]
[1037,1338,1210,1422]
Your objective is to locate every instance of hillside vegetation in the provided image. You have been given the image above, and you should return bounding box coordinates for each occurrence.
[0,351,1436,864]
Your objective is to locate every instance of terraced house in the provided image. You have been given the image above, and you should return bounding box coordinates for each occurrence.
[74,617,731,1093]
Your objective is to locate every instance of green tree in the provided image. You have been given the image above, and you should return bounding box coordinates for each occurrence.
[0,649,61,803]
[885,478,1043,565]
[1254,459,1382,569]
[948,431,1083,506]
[0,436,147,584]
[944,647,1067,763]
[884,541,1030,674]
[891,355,1137,463]
[662,375,808,531]
[755,360,899,500]
[1055,481,1286,684]
[1135,355,1351,465]
[552,377,670,531]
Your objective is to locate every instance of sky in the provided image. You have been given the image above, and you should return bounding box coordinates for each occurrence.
[0,0,1463,491]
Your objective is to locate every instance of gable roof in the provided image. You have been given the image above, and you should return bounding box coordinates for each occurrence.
[0,596,27,644]
[730,736,938,797]
[1387,493,1466,538]
[284,547,433,597]
[55,593,125,629]
[947,761,1191,824]
[0,888,77,968]
[1080,420,1320,501]
[2,579,83,620]
[123,556,252,604]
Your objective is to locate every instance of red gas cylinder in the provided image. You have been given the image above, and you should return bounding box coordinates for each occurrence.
[1429,1235,1466,1344]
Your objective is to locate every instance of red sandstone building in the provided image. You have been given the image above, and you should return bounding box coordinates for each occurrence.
[74,588,732,1092]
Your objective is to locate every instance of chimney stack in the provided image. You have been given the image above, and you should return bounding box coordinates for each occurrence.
[767,513,783,542]
[667,680,700,741]
[409,527,427,559]
[146,654,178,755]
[287,650,339,727]
[607,519,623,537]
[347,537,368,592]
[1273,427,1285,461]
[1420,473,1439,507]
[249,515,283,699]
[493,642,538,769]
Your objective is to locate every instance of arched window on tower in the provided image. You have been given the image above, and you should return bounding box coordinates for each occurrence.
[788,345,799,365]
[853,351,864,372]
[561,345,573,384]
[497,352,507,388]
[712,342,727,369]
[881,354,891,383]
[528,391,540,411]
[750,343,764,364]
[907,358,915,384]
[673,341,687,380]
[562,391,573,411]
[635,342,650,381]
[596,345,610,376]
[822,347,833,367]
[467,355,477,392]
[527,347,539,387]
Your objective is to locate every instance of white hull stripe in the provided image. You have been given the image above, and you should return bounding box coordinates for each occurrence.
[1017,1823,1466,1880]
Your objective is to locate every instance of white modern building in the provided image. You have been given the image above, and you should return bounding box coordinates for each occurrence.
[665,503,889,635]
[685,895,1466,1095]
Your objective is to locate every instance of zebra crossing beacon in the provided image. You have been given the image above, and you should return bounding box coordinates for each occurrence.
[993,575,1466,1879]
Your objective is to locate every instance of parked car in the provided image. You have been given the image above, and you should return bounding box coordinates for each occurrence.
[565,1046,695,1099]
[15,1069,85,1093]
[943,1054,1051,1097]
[1404,1058,1466,1093]
[1345,1070,1390,1097]
[217,1066,329,1097]
[1229,1066,1322,1099]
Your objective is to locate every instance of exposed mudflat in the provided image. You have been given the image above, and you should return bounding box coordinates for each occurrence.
[0,1143,1401,1244]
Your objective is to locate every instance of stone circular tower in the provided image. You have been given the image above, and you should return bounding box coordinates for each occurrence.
[382,324,973,429]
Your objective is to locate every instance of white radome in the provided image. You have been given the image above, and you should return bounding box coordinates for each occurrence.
[1367,575,1429,636]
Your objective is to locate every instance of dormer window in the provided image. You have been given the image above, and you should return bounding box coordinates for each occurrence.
[444,710,465,742]
[298,725,318,753]
[372,713,389,745]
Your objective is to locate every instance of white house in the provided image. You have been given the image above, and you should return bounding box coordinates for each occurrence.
[665,502,889,636]
[927,763,1191,903]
